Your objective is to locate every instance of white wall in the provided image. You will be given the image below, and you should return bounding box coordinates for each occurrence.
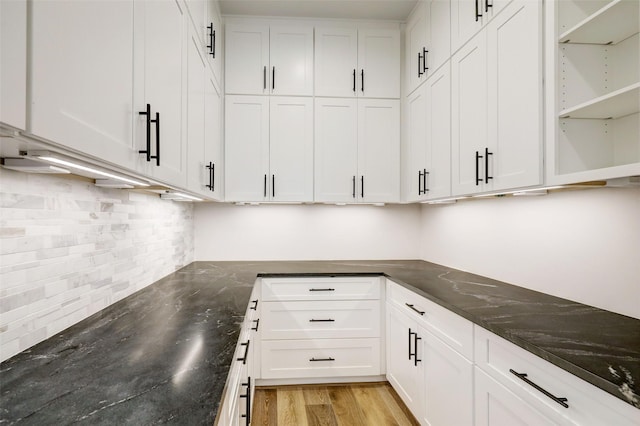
[419,187,640,319]
[0,169,194,361]
[194,203,421,260]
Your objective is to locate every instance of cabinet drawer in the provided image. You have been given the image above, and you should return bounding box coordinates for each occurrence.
[474,326,640,426]
[261,276,381,301]
[261,338,381,379]
[261,300,380,340]
[387,279,473,360]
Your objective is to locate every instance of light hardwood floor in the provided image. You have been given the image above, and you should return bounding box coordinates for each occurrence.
[251,382,419,426]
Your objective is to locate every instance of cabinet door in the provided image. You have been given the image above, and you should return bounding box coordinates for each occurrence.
[357,29,400,99]
[314,27,358,97]
[358,99,400,203]
[269,97,314,202]
[0,0,26,130]
[270,24,314,96]
[451,0,484,52]
[314,98,358,203]
[30,0,136,169]
[422,330,473,426]
[186,31,206,195]
[406,3,428,95]
[424,62,451,200]
[426,0,452,75]
[386,304,423,420]
[225,23,269,95]
[451,31,487,196]
[204,71,223,200]
[475,367,557,426]
[225,96,269,202]
[487,0,542,191]
[206,4,223,85]
[405,85,428,202]
[137,0,187,186]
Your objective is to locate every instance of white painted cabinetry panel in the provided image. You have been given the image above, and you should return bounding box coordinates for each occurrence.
[262,276,381,301]
[269,25,314,96]
[225,23,270,95]
[314,27,359,97]
[0,0,26,130]
[357,29,401,99]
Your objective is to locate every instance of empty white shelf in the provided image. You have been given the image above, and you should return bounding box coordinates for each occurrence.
[559,0,639,45]
[559,83,640,119]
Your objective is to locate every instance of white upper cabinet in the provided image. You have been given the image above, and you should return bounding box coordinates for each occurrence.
[548,0,640,184]
[452,0,541,196]
[451,0,512,53]
[29,0,137,169]
[225,23,270,95]
[315,26,400,98]
[204,70,223,200]
[269,25,314,96]
[134,0,188,186]
[225,95,313,202]
[269,96,314,201]
[185,0,223,85]
[315,98,399,203]
[0,0,26,131]
[405,0,451,96]
[225,22,313,96]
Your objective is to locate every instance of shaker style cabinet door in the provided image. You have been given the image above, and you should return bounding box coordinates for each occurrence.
[405,2,428,95]
[225,23,270,95]
[406,84,429,201]
[30,0,137,169]
[0,0,26,130]
[225,96,269,201]
[357,29,400,99]
[269,25,314,96]
[314,27,359,98]
[203,71,223,200]
[186,30,206,195]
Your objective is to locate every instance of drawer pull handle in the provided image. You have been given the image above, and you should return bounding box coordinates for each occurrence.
[251,319,260,331]
[240,376,251,425]
[405,303,425,316]
[509,369,569,408]
[237,340,250,365]
[310,357,335,362]
[309,288,335,292]
[250,300,258,310]
[309,319,335,322]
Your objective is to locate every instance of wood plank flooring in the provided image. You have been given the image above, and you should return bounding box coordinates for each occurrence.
[251,382,419,426]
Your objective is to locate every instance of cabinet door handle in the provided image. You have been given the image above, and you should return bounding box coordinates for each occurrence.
[408,328,415,360]
[485,0,493,12]
[510,369,569,408]
[360,69,364,93]
[309,319,335,322]
[310,357,335,362]
[272,174,275,198]
[309,288,335,292]
[418,52,424,78]
[240,376,252,425]
[475,0,483,21]
[485,147,493,183]
[207,24,214,56]
[272,66,275,91]
[414,334,422,366]
[251,319,260,331]
[263,65,267,90]
[422,47,429,73]
[237,340,250,364]
[250,299,258,310]
[138,103,152,162]
[151,112,160,166]
[352,176,356,198]
[206,162,214,191]
[353,69,356,92]
[405,303,425,316]
[418,170,423,195]
[475,151,484,185]
[423,169,429,193]
[360,175,364,198]
[264,174,267,198]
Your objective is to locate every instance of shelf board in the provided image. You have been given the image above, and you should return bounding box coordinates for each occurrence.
[559,0,639,44]
[559,83,640,119]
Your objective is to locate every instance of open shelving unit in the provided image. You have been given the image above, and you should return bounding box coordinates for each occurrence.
[548,0,640,184]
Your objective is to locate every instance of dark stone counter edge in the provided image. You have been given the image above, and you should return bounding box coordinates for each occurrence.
[257,271,631,408]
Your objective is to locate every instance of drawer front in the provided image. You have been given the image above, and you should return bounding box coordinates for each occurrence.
[261,338,381,379]
[262,276,381,301]
[261,300,381,340]
[474,326,640,426]
[387,279,474,360]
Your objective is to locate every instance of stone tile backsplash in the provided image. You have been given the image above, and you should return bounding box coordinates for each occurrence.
[0,168,194,361]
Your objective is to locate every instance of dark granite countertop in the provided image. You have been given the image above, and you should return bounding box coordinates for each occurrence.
[1,260,638,425]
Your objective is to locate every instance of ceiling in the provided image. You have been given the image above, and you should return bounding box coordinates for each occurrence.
[219,0,419,21]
